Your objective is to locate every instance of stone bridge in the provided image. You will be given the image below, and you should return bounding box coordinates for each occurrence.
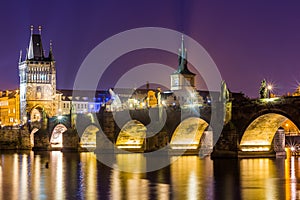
[26,103,224,155]
[15,96,300,158]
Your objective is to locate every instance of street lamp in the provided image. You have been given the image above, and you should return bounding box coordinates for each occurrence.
[267,84,273,98]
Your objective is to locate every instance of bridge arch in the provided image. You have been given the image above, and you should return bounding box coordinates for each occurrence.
[50,123,67,148]
[116,120,146,150]
[240,112,300,151]
[80,124,100,150]
[170,117,210,149]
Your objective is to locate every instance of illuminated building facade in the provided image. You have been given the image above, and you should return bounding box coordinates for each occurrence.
[0,90,20,126]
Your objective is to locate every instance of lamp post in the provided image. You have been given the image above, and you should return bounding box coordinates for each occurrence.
[267,84,272,98]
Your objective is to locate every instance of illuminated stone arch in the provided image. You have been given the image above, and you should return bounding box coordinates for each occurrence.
[50,124,68,148]
[116,120,146,150]
[170,117,209,149]
[240,113,300,151]
[80,124,100,150]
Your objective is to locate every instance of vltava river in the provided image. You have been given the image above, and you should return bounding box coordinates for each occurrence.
[0,150,298,199]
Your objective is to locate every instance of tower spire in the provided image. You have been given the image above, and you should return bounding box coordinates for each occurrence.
[38,25,42,35]
[48,40,54,60]
[175,35,195,75]
[181,35,186,60]
[30,25,34,35]
[19,50,22,63]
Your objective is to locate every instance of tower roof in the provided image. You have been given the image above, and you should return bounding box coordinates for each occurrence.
[27,34,44,60]
[26,25,54,61]
[174,36,195,76]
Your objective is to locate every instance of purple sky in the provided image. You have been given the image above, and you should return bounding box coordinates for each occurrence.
[1,1,300,97]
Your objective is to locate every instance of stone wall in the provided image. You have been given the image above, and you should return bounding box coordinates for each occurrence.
[0,128,31,149]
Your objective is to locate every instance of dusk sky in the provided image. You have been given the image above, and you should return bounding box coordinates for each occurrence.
[1,1,300,97]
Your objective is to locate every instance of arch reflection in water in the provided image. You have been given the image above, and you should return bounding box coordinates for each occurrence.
[171,156,213,199]
[240,158,285,199]
[51,151,65,199]
[0,151,296,199]
[80,153,98,200]
[240,113,300,151]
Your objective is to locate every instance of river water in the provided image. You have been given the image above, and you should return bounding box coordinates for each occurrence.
[0,150,298,200]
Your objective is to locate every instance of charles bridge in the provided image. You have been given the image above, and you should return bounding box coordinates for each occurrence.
[1,95,300,158]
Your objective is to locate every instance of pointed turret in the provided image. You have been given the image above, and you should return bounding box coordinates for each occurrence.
[48,40,54,61]
[27,25,45,60]
[176,35,195,75]
[19,50,22,63]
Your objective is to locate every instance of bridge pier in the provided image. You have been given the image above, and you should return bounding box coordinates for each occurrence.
[32,129,51,150]
[61,129,80,152]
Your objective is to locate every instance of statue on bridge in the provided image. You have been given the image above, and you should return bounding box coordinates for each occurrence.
[220,80,230,103]
[259,79,268,99]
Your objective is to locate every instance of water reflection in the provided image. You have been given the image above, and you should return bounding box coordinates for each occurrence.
[0,151,300,199]
[239,159,284,199]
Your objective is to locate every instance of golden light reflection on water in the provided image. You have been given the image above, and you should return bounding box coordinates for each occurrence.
[156,183,170,200]
[285,150,300,200]
[80,153,98,200]
[33,154,41,199]
[20,154,28,198]
[170,156,213,200]
[240,158,281,200]
[52,151,65,199]
[110,154,149,199]
[116,154,146,173]
[2,151,300,199]
[12,153,19,200]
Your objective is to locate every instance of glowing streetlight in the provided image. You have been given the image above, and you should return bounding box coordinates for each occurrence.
[291,146,295,152]
[267,84,273,98]
[57,115,63,120]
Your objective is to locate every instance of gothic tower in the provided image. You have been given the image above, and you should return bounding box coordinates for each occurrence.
[19,25,57,122]
[170,36,196,91]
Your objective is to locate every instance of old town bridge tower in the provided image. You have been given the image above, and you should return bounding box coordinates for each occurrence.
[18,26,57,123]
